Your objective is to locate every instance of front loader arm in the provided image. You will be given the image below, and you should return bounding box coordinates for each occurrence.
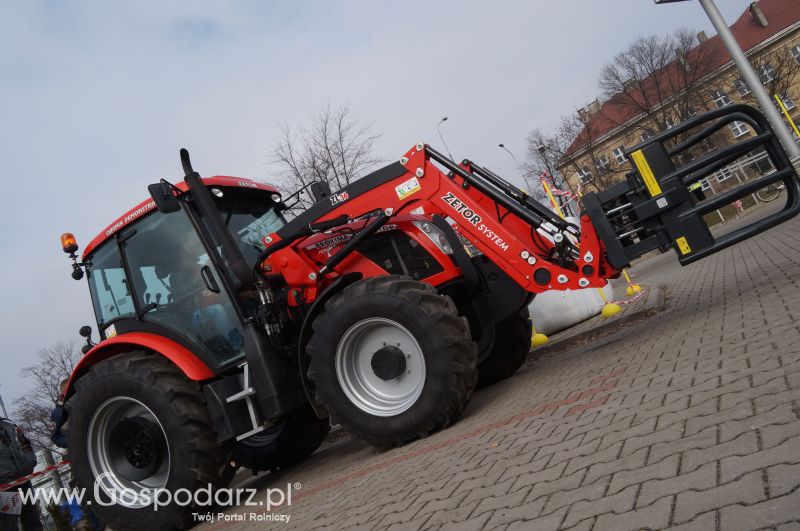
[262,143,616,296]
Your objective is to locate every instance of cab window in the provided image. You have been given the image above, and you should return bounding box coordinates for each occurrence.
[86,242,135,328]
[212,188,286,265]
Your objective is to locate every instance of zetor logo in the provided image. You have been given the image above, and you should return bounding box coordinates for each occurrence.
[441,191,482,226]
[441,192,509,252]
[329,191,349,205]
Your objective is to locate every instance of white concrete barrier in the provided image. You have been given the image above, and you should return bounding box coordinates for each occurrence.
[528,282,615,335]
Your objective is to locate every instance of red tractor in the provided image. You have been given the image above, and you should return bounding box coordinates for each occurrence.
[61,104,799,528]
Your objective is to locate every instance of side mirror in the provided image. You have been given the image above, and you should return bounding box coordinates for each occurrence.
[148,181,181,213]
[79,325,95,354]
[309,181,332,203]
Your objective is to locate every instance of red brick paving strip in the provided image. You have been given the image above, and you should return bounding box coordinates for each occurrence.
[565,395,611,417]
[208,367,625,529]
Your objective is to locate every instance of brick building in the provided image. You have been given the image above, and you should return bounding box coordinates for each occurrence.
[558,0,800,201]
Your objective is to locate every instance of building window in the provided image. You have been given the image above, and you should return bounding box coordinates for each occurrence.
[711,89,732,108]
[746,149,775,174]
[759,63,776,84]
[641,131,654,142]
[779,93,796,111]
[597,156,610,173]
[684,107,698,119]
[733,78,751,97]
[612,146,627,164]
[699,178,711,191]
[577,167,592,184]
[715,167,733,182]
[730,121,749,138]
[792,45,800,65]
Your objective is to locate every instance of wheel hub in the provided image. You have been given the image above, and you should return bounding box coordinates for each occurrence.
[335,317,427,417]
[371,345,407,380]
[109,417,166,481]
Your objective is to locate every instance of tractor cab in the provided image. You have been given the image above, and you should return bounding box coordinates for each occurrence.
[67,177,286,369]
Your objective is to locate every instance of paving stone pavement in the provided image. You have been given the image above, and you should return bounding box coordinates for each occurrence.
[202,210,800,531]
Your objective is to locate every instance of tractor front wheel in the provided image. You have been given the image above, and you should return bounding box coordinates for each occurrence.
[67,352,232,530]
[307,276,477,447]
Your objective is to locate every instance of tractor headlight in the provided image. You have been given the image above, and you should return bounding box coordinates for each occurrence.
[412,221,453,254]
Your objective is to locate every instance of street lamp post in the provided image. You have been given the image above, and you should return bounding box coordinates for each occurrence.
[655,0,800,161]
[498,143,536,195]
[436,116,455,161]
[498,143,521,167]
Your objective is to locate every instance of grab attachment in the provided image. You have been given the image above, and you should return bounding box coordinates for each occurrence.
[584,104,800,268]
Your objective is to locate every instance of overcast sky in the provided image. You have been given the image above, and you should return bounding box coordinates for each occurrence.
[0,0,754,410]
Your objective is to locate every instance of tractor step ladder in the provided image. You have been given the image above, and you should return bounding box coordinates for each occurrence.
[226,362,268,441]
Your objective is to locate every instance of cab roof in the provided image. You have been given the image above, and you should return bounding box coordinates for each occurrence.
[82,176,278,258]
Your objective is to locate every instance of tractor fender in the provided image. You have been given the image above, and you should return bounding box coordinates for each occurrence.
[65,332,214,398]
[297,272,363,418]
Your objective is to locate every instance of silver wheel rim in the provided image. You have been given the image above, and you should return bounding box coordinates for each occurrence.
[87,397,170,509]
[335,317,426,417]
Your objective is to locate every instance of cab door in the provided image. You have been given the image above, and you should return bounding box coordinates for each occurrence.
[119,207,245,367]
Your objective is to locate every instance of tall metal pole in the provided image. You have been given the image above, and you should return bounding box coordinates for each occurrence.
[0,387,8,418]
[697,0,800,161]
[40,448,64,491]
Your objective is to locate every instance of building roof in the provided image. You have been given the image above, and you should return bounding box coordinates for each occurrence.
[566,0,800,157]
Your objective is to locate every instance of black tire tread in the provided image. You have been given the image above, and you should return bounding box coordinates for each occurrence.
[476,308,532,388]
[306,276,477,447]
[232,405,329,472]
[67,351,231,530]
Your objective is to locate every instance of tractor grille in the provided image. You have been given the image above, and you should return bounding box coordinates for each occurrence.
[357,232,444,280]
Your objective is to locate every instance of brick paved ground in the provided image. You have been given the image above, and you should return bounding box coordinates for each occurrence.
[204,206,800,531]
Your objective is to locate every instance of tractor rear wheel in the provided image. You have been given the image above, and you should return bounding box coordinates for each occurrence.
[232,404,329,472]
[476,308,533,388]
[67,352,232,530]
[307,276,477,447]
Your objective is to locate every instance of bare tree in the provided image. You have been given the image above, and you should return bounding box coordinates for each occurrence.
[597,28,721,140]
[528,29,724,196]
[13,341,80,453]
[526,111,626,196]
[741,47,800,111]
[522,129,569,204]
[272,104,383,208]
[531,28,800,198]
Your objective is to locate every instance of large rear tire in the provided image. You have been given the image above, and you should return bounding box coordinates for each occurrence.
[477,308,532,388]
[307,276,477,447]
[232,405,329,472]
[66,352,232,530]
